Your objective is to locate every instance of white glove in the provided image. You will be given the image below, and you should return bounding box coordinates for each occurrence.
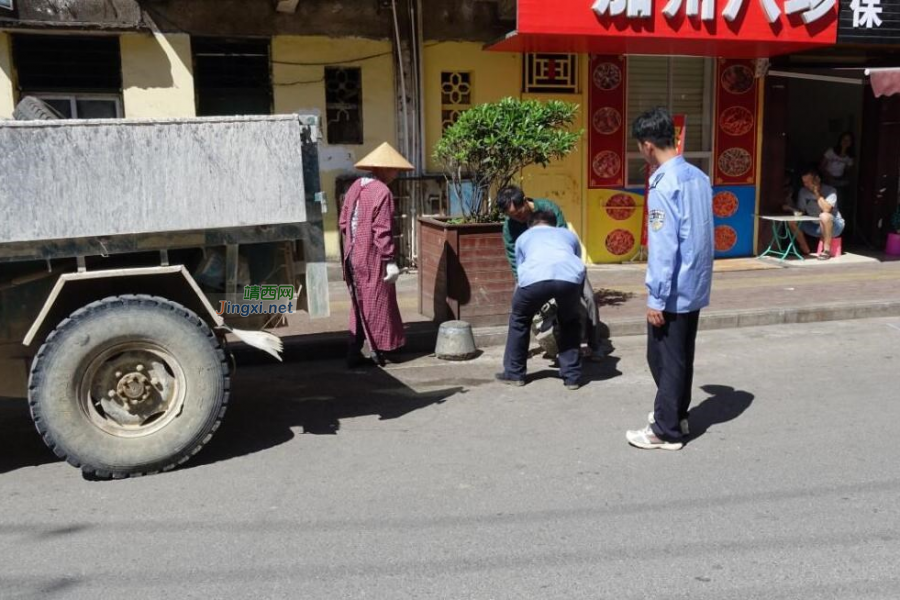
[383,262,400,284]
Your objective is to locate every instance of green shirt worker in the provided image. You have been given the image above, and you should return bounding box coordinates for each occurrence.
[496,186,608,361]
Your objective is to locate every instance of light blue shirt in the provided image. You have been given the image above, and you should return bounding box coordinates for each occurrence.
[646,155,714,313]
[515,225,586,288]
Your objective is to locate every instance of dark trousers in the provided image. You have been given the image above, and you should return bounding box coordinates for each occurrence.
[647,310,700,442]
[504,279,582,383]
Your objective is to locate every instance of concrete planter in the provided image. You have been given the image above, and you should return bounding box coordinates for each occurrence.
[417,216,514,327]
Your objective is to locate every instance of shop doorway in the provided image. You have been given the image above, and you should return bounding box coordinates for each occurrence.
[768,69,865,245]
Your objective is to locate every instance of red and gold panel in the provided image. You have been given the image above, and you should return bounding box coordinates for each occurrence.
[714,59,759,186]
[588,55,626,189]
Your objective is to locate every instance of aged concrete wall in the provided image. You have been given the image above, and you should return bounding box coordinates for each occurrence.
[0,33,14,118]
[143,0,511,41]
[272,36,397,261]
[423,42,520,173]
[11,0,143,29]
[6,0,513,40]
[143,0,392,39]
[121,32,195,118]
[422,0,513,43]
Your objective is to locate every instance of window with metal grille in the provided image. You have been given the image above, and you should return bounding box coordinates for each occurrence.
[523,54,578,94]
[193,38,272,116]
[325,67,363,145]
[441,71,471,131]
[626,57,714,186]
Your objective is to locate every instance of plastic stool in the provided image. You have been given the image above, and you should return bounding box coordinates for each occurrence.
[886,233,900,257]
[817,237,842,258]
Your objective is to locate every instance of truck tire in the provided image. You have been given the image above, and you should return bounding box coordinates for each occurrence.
[28,295,230,478]
[13,96,64,121]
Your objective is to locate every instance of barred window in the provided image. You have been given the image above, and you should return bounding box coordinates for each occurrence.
[325,67,363,145]
[441,71,471,131]
[524,54,578,94]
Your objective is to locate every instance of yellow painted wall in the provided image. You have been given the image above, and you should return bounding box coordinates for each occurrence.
[423,42,520,173]
[273,36,397,260]
[521,89,588,253]
[121,32,195,118]
[0,33,15,119]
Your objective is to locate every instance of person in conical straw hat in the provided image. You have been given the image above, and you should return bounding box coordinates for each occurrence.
[339,142,414,368]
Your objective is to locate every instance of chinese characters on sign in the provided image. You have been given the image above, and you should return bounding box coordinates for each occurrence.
[838,0,896,43]
[591,0,836,24]
[850,0,882,27]
[243,285,295,301]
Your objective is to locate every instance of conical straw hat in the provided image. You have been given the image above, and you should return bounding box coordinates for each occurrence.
[354,142,414,171]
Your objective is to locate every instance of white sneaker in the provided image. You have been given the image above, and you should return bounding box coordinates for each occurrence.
[626,426,683,451]
[648,411,689,436]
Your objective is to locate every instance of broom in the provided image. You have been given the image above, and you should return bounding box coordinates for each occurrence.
[222,326,284,362]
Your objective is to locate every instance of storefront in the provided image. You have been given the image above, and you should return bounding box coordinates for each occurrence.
[487,0,848,263]
[758,1,900,251]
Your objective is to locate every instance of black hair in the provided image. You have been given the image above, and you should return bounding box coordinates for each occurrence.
[799,163,821,179]
[496,186,526,213]
[631,107,675,149]
[529,210,557,227]
[833,131,855,158]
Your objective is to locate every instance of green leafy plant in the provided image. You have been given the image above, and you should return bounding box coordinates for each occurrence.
[433,97,582,223]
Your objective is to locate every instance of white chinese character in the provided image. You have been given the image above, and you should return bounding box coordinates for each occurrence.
[784,0,836,24]
[722,0,781,23]
[591,0,651,18]
[723,0,832,24]
[663,0,716,20]
[850,0,883,27]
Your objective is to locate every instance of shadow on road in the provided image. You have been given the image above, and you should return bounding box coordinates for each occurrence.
[0,398,57,475]
[519,353,623,387]
[189,356,463,468]
[687,384,755,443]
[593,288,634,307]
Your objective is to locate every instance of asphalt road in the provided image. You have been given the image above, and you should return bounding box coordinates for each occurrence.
[2,318,899,599]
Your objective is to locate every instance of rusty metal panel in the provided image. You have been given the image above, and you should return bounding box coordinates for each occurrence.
[0,115,307,245]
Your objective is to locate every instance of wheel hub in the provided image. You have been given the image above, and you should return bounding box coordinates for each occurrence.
[80,345,186,437]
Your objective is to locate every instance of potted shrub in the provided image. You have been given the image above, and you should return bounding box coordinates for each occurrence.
[418,97,581,325]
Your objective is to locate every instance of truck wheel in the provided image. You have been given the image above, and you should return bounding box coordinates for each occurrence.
[13,96,64,121]
[28,295,230,478]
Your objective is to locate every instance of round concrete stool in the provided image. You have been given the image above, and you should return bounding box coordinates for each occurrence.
[435,320,478,361]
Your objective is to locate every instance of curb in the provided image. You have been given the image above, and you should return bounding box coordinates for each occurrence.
[232,299,900,365]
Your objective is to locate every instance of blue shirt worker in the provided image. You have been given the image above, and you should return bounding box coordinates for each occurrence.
[626,107,714,451]
[497,185,610,361]
[495,210,586,390]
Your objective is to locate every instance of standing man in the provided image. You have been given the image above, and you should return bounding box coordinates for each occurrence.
[625,108,714,451]
[496,186,609,361]
[495,210,585,389]
[339,142,414,368]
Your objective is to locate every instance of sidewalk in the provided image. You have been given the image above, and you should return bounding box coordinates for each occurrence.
[242,253,900,363]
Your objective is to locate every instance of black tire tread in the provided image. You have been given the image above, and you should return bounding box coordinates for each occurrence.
[28,294,231,480]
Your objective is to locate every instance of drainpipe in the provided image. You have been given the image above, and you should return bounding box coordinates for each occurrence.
[391,0,411,162]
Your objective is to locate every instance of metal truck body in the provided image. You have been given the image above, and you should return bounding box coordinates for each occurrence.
[0,113,329,478]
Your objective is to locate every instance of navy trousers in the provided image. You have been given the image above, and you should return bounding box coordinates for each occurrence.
[503,279,582,384]
[647,310,700,442]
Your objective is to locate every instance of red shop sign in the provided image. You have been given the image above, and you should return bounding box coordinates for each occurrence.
[489,0,838,58]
